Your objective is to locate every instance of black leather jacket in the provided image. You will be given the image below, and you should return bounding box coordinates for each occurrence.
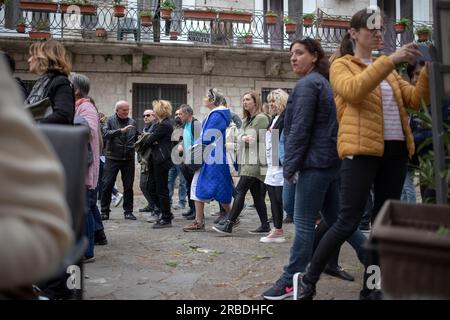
[102,114,138,160]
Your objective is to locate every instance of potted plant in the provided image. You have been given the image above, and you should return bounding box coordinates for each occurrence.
[284,16,296,34]
[16,16,26,33]
[416,25,432,42]
[218,9,252,23]
[182,7,217,20]
[139,10,152,27]
[95,27,107,38]
[242,32,252,44]
[169,30,179,40]
[320,15,351,29]
[264,10,278,25]
[19,1,58,12]
[160,0,175,20]
[301,13,315,27]
[29,19,51,39]
[394,18,411,33]
[1,0,10,7]
[112,0,125,18]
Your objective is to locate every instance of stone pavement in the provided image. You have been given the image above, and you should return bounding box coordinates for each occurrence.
[84,195,367,300]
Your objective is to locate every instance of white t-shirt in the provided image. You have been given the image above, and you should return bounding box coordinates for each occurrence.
[264,115,284,186]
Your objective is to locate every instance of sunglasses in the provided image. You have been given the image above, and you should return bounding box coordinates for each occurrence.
[143,114,152,117]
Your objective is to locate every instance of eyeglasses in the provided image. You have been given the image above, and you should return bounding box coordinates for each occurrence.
[366,26,385,36]
[143,114,152,117]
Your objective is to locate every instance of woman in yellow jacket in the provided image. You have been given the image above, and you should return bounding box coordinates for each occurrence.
[293,8,429,300]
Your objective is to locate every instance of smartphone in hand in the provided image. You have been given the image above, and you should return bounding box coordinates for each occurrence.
[417,44,433,62]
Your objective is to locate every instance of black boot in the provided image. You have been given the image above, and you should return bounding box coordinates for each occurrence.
[94,229,108,245]
[212,219,234,235]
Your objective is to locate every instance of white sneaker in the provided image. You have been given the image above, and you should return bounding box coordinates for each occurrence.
[113,193,123,207]
[260,229,285,243]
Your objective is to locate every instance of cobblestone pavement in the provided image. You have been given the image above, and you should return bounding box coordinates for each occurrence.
[84,194,366,300]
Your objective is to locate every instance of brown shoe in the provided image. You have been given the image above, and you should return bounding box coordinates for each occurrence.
[183,220,205,232]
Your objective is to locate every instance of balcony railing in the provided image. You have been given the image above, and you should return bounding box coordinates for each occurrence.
[0,3,433,52]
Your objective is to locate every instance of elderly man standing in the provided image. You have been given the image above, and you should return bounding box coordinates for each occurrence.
[101,100,138,221]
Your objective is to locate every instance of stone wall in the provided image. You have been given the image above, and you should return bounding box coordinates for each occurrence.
[317,0,371,17]
[13,51,296,120]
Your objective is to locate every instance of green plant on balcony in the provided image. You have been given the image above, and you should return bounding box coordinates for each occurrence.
[284,16,296,34]
[416,25,432,42]
[160,0,175,20]
[16,16,26,33]
[264,9,278,25]
[242,32,253,44]
[320,15,351,29]
[139,10,152,26]
[29,19,51,39]
[301,13,315,27]
[218,8,252,23]
[394,17,412,33]
[112,0,125,18]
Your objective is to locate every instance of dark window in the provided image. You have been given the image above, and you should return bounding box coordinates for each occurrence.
[132,83,187,131]
[261,87,292,105]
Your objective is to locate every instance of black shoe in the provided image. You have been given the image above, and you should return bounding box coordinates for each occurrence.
[152,219,172,229]
[359,289,383,300]
[283,216,293,224]
[182,210,193,217]
[248,224,271,234]
[324,265,354,282]
[212,220,233,235]
[213,212,227,224]
[185,212,195,220]
[101,212,109,221]
[94,229,108,245]
[293,273,316,300]
[124,213,137,220]
[139,206,153,213]
[262,279,294,300]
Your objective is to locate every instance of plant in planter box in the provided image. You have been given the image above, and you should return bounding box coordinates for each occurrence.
[320,15,351,29]
[415,25,432,42]
[16,16,26,33]
[161,0,175,20]
[242,32,253,44]
[139,10,152,27]
[182,7,217,20]
[301,13,315,27]
[29,19,51,39]
[284,16,296,34]
[218,9,252,23]
[61,0,97,15]
[394,17,411,33]
[112,0,125,18]
[264,10,278,25]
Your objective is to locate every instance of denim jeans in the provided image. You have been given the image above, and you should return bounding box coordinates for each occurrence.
[401,168,416,203]
[281,166,367,284]
[305,141,408,290]
[168,163,187,207]
[282,179,295,219]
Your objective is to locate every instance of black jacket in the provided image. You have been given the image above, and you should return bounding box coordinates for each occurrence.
[268,111,285,167]
[283,70,340,178]
[145,118,174,165]
[39,72,75,124]
[102,114,138,161]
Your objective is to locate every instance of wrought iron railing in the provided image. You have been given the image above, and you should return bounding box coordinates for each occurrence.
[0,2,434,52]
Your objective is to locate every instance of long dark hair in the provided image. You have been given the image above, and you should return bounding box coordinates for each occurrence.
[340,8,384,56]
[290,38,329,80]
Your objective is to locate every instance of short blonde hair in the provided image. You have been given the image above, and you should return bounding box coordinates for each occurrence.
[152,99,172,120]
[29,40,71,75]
[267,89,289,114]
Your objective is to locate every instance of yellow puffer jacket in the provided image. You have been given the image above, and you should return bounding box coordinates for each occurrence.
[330,55,429,159]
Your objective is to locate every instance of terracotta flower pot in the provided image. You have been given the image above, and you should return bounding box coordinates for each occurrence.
[95,28,107,38]
[16,24,26,33]
[394,23,406,33]
[29,31,51,40]
[161,9,172,20]
[285,22,296,34]
[303,18,313,27]
[113,5,125,18]
[243,35,252,44]
[264,15,277,25]
[140,15,152,27]
[169,31,178,40]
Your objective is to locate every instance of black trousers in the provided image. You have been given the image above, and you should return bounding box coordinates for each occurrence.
[140,172,156,210]
[148,159,172,220]
[228,176,269,226]
[101,158,135,214]
[267,185,283,229]
[180,164,195,213]
[306,141,408,290]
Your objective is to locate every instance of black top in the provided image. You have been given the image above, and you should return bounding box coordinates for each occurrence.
[102,114,138,161]
[40,72,75,125]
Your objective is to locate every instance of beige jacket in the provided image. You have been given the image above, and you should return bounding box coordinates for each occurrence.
[0,59,73,289]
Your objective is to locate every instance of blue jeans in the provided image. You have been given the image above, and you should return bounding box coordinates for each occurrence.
[282,179,295,219]
[281,167,367,284]
[85,189,97,258]
[401,168,416,203]
[168,163,187,207]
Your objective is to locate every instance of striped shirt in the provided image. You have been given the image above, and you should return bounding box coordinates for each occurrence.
[362,59,405,141]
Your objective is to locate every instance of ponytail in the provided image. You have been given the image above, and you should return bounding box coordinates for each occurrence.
[340,33,354,56]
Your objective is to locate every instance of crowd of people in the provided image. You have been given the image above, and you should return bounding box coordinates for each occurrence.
[0,6,439,300]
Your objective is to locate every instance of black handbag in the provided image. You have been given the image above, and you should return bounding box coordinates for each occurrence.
[186,143,207,172]
[24,97,53,121]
